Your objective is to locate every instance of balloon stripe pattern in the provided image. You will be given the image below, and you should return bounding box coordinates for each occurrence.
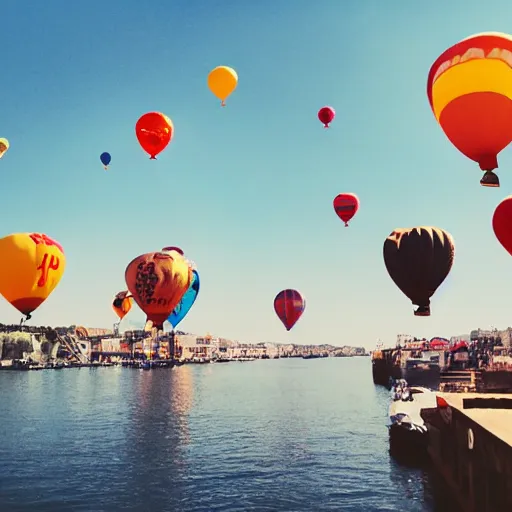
[427,32,512,179]
[333,193,359,227]
[383,227,454,317]
[274,289,305,331]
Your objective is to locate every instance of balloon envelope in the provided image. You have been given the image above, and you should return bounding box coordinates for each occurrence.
[135,112,173,159]
[207,66,238,106]
[427,32,512,182]
[100,152,111,168]
[168,270,200,329]
[383,227,454,316]
[125,249,191,329]
[333,193,359,227]
[112,291,133,320]
[0,138,9,159]
[0,233,66,316]
[318,106,335,128]
[274,289,305,331]
[492,196,512,255]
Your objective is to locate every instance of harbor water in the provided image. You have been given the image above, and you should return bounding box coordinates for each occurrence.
[0,357,452,511]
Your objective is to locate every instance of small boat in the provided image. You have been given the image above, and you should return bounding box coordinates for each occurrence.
[388,383,437,463]
[214,357,231,363]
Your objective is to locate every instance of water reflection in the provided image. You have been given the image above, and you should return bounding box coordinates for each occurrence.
[121,366,195,508]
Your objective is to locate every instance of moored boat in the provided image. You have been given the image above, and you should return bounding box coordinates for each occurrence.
[388,382,437,464]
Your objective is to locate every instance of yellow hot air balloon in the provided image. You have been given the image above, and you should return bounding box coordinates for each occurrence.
[0,138,10,159]
[207,66,238,106]
[0,233,66,319]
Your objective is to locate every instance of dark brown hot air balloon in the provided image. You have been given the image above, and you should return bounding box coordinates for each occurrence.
[383,227,455,316]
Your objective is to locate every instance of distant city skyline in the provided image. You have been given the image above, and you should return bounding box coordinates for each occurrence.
[2,1,512,349]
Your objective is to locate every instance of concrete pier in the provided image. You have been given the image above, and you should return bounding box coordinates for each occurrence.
[421,393,512,512]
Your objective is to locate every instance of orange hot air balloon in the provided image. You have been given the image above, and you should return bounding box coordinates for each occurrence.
[125,249,192,329]
[0,233,66,319]
[427,32,512,187]
[112,291,133,321]
[135,112,174,159]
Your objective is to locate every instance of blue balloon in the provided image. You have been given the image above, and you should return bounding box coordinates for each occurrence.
[100,152,111,166]
[168,270,200,329]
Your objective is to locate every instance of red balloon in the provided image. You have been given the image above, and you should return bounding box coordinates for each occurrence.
[135,112,174,159]
[274,289,305,331]
[493,196,512,255]
[318,106,335,128]
[333,193,359,227]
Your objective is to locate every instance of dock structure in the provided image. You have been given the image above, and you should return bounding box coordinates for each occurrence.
[421,392,512,512]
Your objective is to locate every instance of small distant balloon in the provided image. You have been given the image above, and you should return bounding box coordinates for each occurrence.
[136,112,174,159]
[112,291,133,320]
[100,152,111,170]
[0,138,10,159]
[208,66,238,107]
[333,193,359,227]
[318,107,335,128]
[274,289,306,331]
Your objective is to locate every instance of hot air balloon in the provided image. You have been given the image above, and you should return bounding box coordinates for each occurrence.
[125,248,191,329]
[168,270,200,329]
[135,112,174,159]
[492,196,512,255]
[112,291,133,320]
[274,289,305,331]
[0,138,9,159]
[0,233,66,320]
[333,193,359,227]
[100,152,111,170]
[207,66,238,106]
[383,227,455,316]
[427,32,512,187]
[318,106,335,128]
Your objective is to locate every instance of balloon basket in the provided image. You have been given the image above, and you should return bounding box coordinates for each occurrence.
[414,305,431,317]
[480,171,499,188]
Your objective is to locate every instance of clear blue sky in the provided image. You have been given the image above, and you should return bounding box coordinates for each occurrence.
[1,0,512,348]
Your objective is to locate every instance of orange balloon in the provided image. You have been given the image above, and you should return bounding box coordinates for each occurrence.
[135,112,174,159]
[0,232,66,317]
[427,32,512,186]
[112,291,133,320]
[125,249,192,329]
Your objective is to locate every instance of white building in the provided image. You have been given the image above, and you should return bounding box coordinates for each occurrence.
[176,334,213,359]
